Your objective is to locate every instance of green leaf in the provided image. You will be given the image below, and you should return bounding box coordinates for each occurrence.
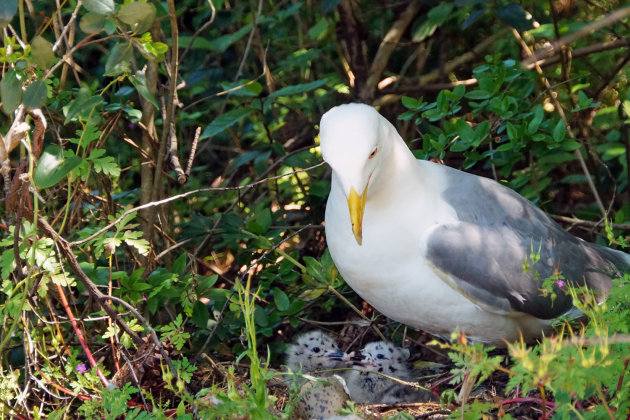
[117,1,156,34]
[401,96,419,109]
[267,78,328,99]
[129,69,158,108]
[527,104,544,134]
[31,36,56,69]
[178,36,214,50]
[552,120,566,142]
[273,287,290,311]
[82,0,115,15]
[23,80,47,109]
[428,3,454,25]
[105,42,133,76]
[452,84,466,100]
[64,89,103,123]
[253,305,268,327]
[1,248,16,279]
[308,19,329,40]
[412,21,437,43]
[34,145,83,188]
[91,153,121,177]
[0,69,22,114]
[0,0,17,27]
[173,254,186,275]
[506,122,518,141]
[465,89,491,100]
[124,235,150,256]
[80,12,107,34]
[209,24,252,53]
[200,108,252,139]
[561,140,581,151]
[246,207,271,234]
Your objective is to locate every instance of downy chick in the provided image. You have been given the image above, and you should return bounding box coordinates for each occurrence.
[344,341,434,404]
[285,330,347,373]
[285,330,351,419]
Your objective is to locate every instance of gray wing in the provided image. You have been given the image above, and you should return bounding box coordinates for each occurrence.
[425,168,627,320]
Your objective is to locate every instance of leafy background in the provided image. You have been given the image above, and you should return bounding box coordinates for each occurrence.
[1,0,629,418]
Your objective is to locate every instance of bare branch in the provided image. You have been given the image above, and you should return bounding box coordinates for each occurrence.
[522,5,630,68]
[361,1,422,100]
[69,162,326,247]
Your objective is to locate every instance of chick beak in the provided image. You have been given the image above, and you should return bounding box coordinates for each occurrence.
[348,184,368,245]
[327,349,347,362]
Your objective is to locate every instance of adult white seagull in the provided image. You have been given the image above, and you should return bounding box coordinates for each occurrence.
[320,103,629,345]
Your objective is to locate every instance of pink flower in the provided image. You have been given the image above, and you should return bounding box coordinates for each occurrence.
[557,279,565,289]
[77,363,87,374]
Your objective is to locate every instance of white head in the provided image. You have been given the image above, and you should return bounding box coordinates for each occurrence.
[285,330,346,372]
[358,341,411,376]
[319,103,403,245]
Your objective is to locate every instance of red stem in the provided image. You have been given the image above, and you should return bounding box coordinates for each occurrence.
[499,397,555,408]
[55,284,109,387]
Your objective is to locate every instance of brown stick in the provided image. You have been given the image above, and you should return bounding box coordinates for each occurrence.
[361,1,422,100]
[522,5,630,68]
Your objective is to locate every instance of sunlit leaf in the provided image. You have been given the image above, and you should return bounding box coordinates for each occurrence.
[129,69,158,108]
[34,145,83,188]
[31,36,56,69]
[117,1,156,33]
[82,0,114,14]
[80,12,107,33]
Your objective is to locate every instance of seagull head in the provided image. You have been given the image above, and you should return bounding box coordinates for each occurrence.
[320,103,394,245]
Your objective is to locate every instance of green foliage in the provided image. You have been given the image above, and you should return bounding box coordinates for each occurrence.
[1,0,630,417]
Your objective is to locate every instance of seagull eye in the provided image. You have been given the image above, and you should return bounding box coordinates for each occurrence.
[368,147,378,159]
[376,353,385,359]
[312,347,320,353]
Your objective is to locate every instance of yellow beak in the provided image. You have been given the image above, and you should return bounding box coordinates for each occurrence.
[348,185,368,245]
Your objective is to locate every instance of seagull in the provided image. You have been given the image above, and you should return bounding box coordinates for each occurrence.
[343,341,435,404]
[320,103,629,345]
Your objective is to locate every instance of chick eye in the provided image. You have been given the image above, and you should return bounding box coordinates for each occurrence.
[376,353,385,359]
[312,347,320,353]
[368,147,378,159]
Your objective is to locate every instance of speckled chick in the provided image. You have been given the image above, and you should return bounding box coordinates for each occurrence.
[286,330,346,373]
[285,331,352,419]
[344,341,435,404]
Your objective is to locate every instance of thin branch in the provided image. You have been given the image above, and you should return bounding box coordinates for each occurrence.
[551,214,630,231]
[512,29,606,216]
[524,37,630,70]
[235,0,263,81]
[180,0,216,63]
[69,162,325,247]
[37,219,144,346]
[51,0,82,53]
[361,1,422,100]
[522,5,630,68]
[185,127,201,177]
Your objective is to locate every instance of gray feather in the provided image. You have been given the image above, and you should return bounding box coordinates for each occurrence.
[426,167,629,319]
